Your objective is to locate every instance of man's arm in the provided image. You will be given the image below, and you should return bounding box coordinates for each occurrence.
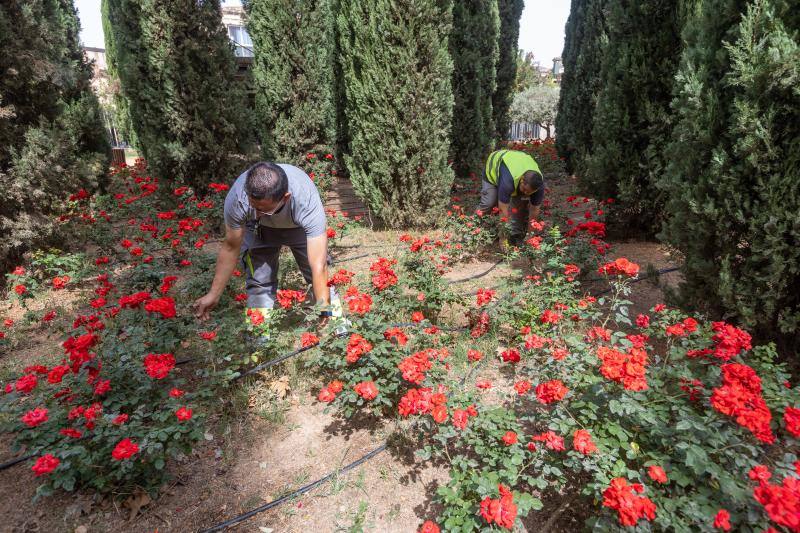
[306,234,330,308]
[193,224,243,320]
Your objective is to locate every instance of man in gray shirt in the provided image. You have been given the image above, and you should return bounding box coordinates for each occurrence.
[193,162,339,328]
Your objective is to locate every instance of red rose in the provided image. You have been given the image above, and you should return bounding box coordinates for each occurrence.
[144,297,176,319]
[532,431,565,451]
[346,334,373,364]
[199,331,217,341]
[418,520,440,533]
[602,477,656,526]
[480,484,517,529]
[501,348,520,363]
[15,374,38,393]
[535,379,569,404]
[169,388,185,398]
[143,353,175,379]
[60,428,82,438]
[298,332,319,348]
[111,438,139,460]
[785,406,800,438]
[713,509,731,531]
[467,349,483,362]
[21,407,49,428]
[94,379,111,396]
[31,454,60,477]
[513,380,531,395]
[318,388,336,403]
[431,405,448,424]
[112,414,129,425]
[354,381,378,401]
[502,431,518,446]
[647,465,668,484]
[175,407,193,421]
[573,429,598,455]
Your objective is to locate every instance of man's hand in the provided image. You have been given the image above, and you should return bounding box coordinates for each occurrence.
[193,293,219,321]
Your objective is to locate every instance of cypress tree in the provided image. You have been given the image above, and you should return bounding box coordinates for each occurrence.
[0,0,108,268]
[583,0,682,233]
[493,0,524,141]
[659,0,799,348]
[245,0,337,171]
[338,0,455,227]
[100,0,138,147]
[450,0,500,177]
[102,0,254,191]
[555,0,607,176]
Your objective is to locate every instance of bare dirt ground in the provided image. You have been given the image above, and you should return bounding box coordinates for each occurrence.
[0,173,683,533]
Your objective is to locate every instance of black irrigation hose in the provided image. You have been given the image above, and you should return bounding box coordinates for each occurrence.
[582,266,680,284]
[594,266,681,297]
[331,252,370,264]
[0,452,33,472]
[199,443,387,533]
[233,341,323,381]
[334,243,395,251]
[450,259,503,285]
[235,320,470,381]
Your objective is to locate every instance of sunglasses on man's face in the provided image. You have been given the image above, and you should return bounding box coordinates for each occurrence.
[252,196,287,217]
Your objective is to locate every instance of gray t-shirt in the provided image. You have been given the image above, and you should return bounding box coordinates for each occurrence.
[223,163,327,238]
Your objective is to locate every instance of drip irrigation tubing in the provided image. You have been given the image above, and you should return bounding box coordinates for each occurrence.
[234,320,470,381]
[331,252,370,264]
[594,266,681,296]
[199,443,387,532]
[334,243,396,251]
[0,452,33,472]
[450,259,503,284]
[233,340,326,381]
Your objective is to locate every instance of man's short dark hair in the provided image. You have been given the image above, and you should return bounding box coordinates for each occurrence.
[245,162,288,201]
[521,170,543,192]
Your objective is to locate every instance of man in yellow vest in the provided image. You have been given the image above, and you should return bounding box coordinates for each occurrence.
[477,149,544,248]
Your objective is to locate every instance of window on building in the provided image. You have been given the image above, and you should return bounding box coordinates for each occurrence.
[228,25,254,58]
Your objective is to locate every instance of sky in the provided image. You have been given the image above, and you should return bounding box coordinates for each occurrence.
[75,0,569,66]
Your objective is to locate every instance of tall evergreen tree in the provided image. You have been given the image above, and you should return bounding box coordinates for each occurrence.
[493,0,524,141]
[0,0,108,268]
[100,0,138,147]
[583,0,682,233]
[555,0,607,176]
[102,0,254,191]
[337,0,455,227]
[659,0,799,348]
[450,0,499,177]
[245,0,337,168]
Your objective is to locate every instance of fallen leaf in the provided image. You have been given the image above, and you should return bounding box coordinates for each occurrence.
[270,376,290,398]
[124,490,152,521]
[74,526,88,533]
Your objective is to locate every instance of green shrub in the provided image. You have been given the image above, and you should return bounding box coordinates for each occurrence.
[246,0,338,180]
[0,0,108,273]
[659,0,800,349]
[493,0,524,140]
[337,0,455,227]
[449,0,499,177]
[582,0,682,234]
[555,0,607,176]
[101,0,255,193]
